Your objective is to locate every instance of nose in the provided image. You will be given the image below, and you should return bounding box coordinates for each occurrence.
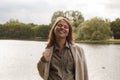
[60,25,68,29]
[60,25,65,29]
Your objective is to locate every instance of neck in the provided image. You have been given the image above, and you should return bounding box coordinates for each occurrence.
[56,38,66,52]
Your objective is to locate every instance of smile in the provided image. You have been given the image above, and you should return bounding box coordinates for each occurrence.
[58,30,65,34]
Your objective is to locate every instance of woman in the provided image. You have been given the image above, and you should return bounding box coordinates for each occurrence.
[37,17,88,80]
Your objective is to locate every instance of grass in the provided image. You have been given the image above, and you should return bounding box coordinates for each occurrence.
[1,38,120,44]
[76,39,120,44]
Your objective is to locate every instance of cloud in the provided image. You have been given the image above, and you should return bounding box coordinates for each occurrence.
[105,0,120,10]
[0,0,53,24]
[0,0,120,24]
[100,0,120,20]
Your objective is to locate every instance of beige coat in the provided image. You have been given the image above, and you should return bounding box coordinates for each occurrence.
[37,43,89,80]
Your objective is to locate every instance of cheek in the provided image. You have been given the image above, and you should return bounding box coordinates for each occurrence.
[54,28,57,35]
[66,29,69,35]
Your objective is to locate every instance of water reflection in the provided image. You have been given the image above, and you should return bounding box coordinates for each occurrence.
[0,40,120,80]
[79,43,120,80]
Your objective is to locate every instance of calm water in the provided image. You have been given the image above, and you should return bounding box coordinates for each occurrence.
[0,40,120,80]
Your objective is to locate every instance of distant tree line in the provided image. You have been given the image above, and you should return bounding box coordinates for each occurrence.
[0,19,50,40]
[0,10,120,41]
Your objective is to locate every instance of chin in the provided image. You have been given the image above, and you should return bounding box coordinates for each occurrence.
[58,36,66,39]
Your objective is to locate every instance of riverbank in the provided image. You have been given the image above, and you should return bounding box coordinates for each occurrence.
[76,39,120,44]
[1,39,120,44]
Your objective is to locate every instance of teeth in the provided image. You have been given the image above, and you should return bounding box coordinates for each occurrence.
[59,30,64,33]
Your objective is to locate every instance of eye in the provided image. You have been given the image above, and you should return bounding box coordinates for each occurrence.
[64,25,69,29]
[57,24,63,27]
[57,23,69,29]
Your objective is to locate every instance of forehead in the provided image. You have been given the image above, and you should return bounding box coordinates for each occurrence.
[57,20,69,26]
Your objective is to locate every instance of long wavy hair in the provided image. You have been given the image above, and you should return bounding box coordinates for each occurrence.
[46,17,74,48]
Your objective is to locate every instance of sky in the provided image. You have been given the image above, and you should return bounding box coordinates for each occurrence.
[0,0,120,24]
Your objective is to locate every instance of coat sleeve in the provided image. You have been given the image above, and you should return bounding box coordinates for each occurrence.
[37,59,45,79]
[37,48,49,78]
[80,47,89,80]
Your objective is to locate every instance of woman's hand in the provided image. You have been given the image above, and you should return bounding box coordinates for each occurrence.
[43,52,50,62]
[41,49,50,63]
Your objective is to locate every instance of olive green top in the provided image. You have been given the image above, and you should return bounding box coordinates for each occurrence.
[48,41,75,80]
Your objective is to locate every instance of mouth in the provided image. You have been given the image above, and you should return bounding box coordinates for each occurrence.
[57,30,65,34]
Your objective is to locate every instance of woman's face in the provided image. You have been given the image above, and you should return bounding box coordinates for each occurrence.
[54,20,69,39]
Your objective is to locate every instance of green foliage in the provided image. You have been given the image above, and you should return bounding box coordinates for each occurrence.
[78,17,112,40]
[34,25,50,39]
[91,31,103,40]
[111,18,120,39]
[1,11,120,41]
[51,10,84,27]
[51,11,64,24]
[64,10,84,22]
[0,19,50,40]
[0,19,34,39]
[72,27,78,40]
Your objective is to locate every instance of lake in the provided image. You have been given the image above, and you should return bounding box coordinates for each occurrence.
[0,40,120,80]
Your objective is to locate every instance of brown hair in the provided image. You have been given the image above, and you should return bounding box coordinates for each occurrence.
[46,17,74,48]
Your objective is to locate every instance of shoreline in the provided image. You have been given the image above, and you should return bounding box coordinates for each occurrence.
[76,39,120,44]
[1,39,120,44]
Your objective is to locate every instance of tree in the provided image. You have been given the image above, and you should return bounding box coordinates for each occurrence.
[78,17,112,40]
[110,18,120,39]
[34,25,50,39]
[51,10,84,27]
[51,11,64,24]
[0,19,34,39]
[64,10,84,23]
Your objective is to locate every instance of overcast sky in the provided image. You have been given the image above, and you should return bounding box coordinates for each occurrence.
[0,0,120,24]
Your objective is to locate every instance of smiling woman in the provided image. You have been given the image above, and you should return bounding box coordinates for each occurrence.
[37,17,89,80]
[54,19,70,42]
